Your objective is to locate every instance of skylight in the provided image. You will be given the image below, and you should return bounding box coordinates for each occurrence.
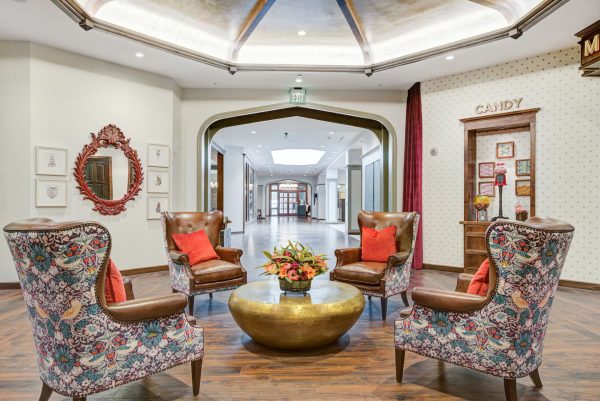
[271,149,325,166]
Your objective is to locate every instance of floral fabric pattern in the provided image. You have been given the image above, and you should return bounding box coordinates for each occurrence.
[4,223,204,398]
[384,213,420,297]
[395,221,573,378]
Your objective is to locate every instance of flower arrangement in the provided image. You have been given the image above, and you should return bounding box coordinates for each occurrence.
[515,203,528,221]
[261,241,328,283]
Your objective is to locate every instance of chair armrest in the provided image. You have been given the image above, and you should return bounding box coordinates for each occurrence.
[412,287,486,313]
[335,248,361,266]
[387,251,410,268]
[106,293,188,322]
[215,246,243,264]
[122,276,135,300]
[455,273,474,293]
[169,250,189,265]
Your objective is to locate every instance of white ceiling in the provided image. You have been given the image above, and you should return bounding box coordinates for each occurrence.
[212,116,373,177]
[0,0,598,90]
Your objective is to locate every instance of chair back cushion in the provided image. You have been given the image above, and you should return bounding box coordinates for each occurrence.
[172,229,219,265]
[162,211,223,251]
[358,211,417,253]
[105,258,127,304]
[467,258,489,296]
[361,226,397,262]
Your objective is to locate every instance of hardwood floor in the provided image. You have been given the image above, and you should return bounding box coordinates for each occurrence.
[1,217,599,400]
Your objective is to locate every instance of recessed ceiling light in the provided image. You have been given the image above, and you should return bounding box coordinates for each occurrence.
[258,145,263,148]
[320,145,325,148]
[296,74,303,83]
[250,130,256,134]
[446,55,454,61]
[135,52,144,58]
[297,30,306,36]
[329,131,334,134]
[332,151,337,154]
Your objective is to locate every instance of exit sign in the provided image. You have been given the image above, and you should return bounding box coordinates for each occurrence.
[289,87,306,104]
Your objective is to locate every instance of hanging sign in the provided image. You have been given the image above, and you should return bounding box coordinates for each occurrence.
[576,20,600,77]
[475,98,523,115]
[289,87,306,105]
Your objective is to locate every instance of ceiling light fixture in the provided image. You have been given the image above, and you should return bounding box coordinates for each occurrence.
[271,149,325,165]
[258,145,263,148]
[296,74,303,83]
[250,130,256,134]
[446,55,455,60]
[297,30,306,36]
[135,52,144,58]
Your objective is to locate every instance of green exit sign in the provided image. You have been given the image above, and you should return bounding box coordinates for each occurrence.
[289,87,306,104]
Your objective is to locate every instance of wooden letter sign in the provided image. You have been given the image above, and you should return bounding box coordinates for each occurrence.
[576,20,600,77]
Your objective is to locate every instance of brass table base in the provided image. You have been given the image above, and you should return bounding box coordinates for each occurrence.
[228,280,365,350]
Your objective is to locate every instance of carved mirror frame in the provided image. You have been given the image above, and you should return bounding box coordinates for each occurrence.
[74,124,144,215]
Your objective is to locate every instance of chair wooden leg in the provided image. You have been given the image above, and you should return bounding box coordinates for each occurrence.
[209,292,213,299]
[368,295,372,300]
[188,295,195,317]
[73,397,86,401]
[401,290,409,306]
[381,297,388,321]
[39,382,53,401]
[191,358,203,396]
[395,349,405,383]
[529,368,543,388]
[504,378,518,401]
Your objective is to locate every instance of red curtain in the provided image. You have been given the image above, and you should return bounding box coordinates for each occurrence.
[402,82,423,269]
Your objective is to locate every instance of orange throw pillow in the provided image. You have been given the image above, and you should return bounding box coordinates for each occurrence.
[105,258,127,304]
[172,229,219,265]
[467,258,490,296]
[361,226,397,263]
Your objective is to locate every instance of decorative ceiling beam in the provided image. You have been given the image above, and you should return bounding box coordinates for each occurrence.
[230,0,277,63]
[468,0,520,24]
[336,0,373,66]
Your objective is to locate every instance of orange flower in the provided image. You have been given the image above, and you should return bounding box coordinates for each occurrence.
[301,264,316,279]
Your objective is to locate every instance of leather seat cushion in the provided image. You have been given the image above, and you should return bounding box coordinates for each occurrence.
[191,259,242,284]
[334,262,387,285]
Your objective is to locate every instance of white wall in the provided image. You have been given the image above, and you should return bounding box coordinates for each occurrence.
[180,89,406,213]
[421,47,600,283]
[0,42,181,279]
[0,42,31,282]
[223,146,244,232]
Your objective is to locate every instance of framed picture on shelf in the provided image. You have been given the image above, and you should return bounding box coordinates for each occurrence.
[36,147,67,176]
[515,180,531,196]
[36,178,67,207]
[147,196,169,219]
[478,181,495,197]
[478,162,495,178]
[147,144,170,168]
[515,159,531,176]
[147,168,169,193]
[496,141,515,159]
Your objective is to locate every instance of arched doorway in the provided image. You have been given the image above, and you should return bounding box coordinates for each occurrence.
[196,103,398,213]
[266,179,312,217]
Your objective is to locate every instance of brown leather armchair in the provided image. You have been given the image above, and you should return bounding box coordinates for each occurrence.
[330,210,420,320]
[162,211,247,316]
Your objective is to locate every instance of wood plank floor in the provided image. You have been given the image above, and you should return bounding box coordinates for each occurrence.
[1,217,599,400]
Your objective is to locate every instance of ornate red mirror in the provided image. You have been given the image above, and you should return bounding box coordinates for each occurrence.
[74,124,144,215]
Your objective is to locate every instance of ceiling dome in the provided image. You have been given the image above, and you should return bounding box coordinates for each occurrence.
[57,0,560,74]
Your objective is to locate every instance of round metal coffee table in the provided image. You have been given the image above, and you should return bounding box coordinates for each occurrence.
[228,280,365,349]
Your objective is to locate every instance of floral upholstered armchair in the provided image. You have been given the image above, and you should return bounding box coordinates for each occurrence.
[394,217,574,401]
[331,211,420,320]
[3,218,204,401]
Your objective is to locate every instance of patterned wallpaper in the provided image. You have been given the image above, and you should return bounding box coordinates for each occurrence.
[421,47,600,283]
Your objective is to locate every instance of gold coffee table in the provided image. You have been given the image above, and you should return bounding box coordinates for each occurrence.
[228,280,365,349]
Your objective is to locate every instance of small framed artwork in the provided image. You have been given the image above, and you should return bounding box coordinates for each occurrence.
[147,196,170,219]
[478,162,495,178]
[478,181,495,197]
[147,144,170,168]
[36,147,67,176]
[496,141,515,159]
[36,178,67,207]
[147,168,169,193]
[515,180,531,196]
[515,159,531,176]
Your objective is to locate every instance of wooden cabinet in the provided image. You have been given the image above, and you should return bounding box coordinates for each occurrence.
[460,221,491,274]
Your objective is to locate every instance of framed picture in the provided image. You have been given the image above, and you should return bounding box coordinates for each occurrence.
[147,144,170,168]
[36,178,67,207]
[147,196,169,219]
[147,168,169,193]
[36,147,67,176]
[478,181,495,197]
[515,180,531,196]
[478,162,495,178]
[515,159,531,176]
[496,141,515,159]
